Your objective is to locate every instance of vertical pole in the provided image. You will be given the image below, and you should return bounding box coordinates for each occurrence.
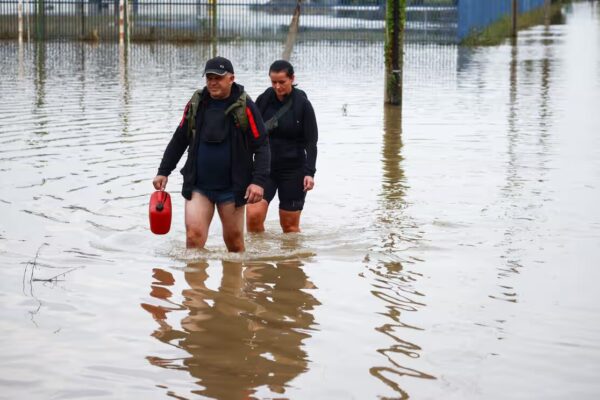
[211,0,217,56]
[26,0,31,42]
[211,0,217,38]
[80,0,85,39]
[36,0,46,40]
[125,0,130,44]
[544,0,551,27]
[511,0,518,38]
[18,0,23,44]
[119,0,125,45]
[18,0,25,79]
[385,0,406,105]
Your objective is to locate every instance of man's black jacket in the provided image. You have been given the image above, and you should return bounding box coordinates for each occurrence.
[157,83,270,206]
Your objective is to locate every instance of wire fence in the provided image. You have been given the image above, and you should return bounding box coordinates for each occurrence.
[1,0,460,42]
[0,0,557,44]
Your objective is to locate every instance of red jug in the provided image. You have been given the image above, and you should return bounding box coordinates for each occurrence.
[149,191,172,235]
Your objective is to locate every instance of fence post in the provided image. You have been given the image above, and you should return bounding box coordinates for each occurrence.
[18,0,23,44]
[512,0,518,38]
[385,0,406,105]
[36,0,46,40]
[80,0,85,38]
[126,0,131,43]
[211,0,217,40]
[127,0,136,43]
[119,0,125,45]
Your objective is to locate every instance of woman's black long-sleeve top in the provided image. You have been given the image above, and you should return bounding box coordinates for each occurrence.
[255,87,318,177]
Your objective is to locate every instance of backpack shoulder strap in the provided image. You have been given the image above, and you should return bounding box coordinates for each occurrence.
[224,91,249,133]
[264,95,293,133]
[186,89,203,140]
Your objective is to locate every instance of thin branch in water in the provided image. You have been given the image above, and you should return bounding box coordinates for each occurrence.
[20,243,83,327]
[22,243,47,295]
[32,267,82,282]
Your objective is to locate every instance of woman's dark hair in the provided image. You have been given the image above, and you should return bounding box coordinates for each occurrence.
[269,60,295,78]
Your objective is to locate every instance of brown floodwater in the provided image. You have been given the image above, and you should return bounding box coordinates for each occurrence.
[1,2,600,399]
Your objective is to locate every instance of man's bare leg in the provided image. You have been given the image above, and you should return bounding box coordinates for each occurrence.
[217,202,245,252]
[246,200,269,233]
[185,192,215,248]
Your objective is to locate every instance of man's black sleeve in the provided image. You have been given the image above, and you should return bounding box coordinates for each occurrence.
[157,104,191,177]
[245,99,270,188]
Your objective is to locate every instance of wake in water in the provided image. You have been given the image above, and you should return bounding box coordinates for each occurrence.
[160,232,316,264]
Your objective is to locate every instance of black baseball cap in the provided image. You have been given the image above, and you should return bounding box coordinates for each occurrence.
[203,56,234,76]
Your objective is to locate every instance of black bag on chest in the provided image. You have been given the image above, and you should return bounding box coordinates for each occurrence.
[200,107,228,143]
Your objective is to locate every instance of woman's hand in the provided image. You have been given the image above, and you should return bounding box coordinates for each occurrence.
[245,184,264,204]
[303,176,314,192]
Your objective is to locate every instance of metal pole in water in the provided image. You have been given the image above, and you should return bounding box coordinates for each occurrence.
[385,0,406,105]
[210,0,218,56]
[125,0,131,44]
[211,0,217,39]
[26,0,31,42]
[512,0,518,38]
[80,0,85,39]
[18,0,23,44]
[36,0,45,40]
[119,0,125,45]
[544,0,551,27]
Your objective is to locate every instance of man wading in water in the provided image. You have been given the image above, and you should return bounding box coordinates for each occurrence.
[153,57,270,252]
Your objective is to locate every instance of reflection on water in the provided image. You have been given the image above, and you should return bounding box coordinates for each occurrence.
[34,43,47,137]
[366,105,433,397]
[142,261,319,399]
[119,45,131,136]
[490,24,555,309]
[489,38,522,305]
[368,261,432,398]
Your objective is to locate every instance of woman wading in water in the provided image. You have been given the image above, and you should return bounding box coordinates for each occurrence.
[246,60,318,233]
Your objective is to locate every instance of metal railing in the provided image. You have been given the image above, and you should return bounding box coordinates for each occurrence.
[1,0,460,42]
[0,0,556,43]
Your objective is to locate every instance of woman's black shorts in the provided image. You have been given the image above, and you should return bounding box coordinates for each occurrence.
[263,167,306,211]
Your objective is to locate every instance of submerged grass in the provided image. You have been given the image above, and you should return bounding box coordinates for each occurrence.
[461,2,565,46]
